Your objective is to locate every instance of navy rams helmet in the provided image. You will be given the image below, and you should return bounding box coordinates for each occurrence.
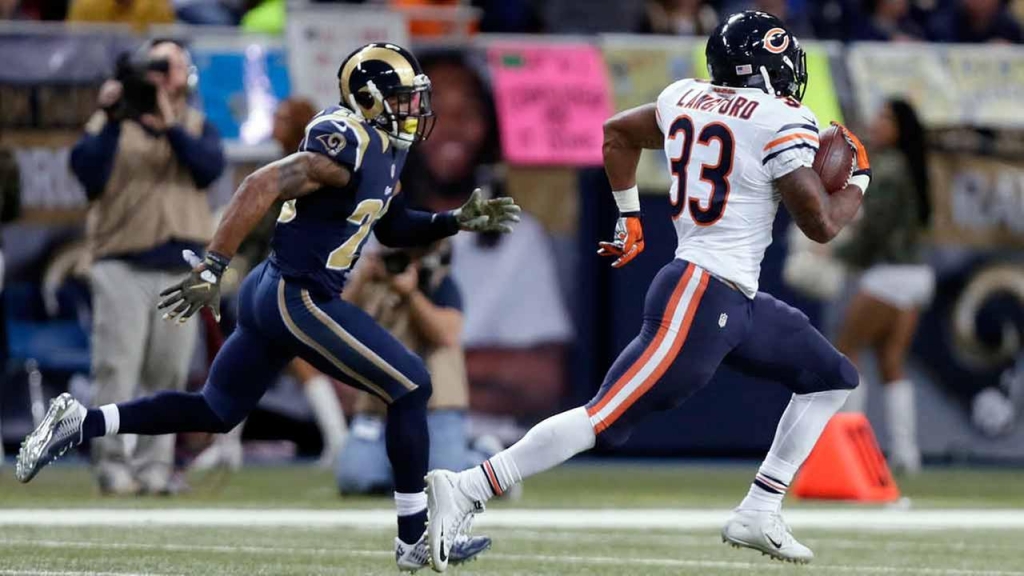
[706,11,808,101]
[337,43,435,148]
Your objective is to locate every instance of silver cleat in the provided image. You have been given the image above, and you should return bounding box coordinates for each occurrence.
[16,393,87,483]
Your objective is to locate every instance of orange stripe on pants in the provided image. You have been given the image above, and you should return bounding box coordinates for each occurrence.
[586,264,696,421]
[594,272,709,433]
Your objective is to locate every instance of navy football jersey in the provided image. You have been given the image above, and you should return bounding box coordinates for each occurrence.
[270,105,408,295]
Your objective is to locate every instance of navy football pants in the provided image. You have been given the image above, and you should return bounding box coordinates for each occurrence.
[202,260,431,424]
[200,260,431,493]
[586,259,858,446]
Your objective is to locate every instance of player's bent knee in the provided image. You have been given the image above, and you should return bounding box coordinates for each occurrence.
[199,388,245,432]
[400,363,433,405]
[390,374,431,411]
[835,355,859,391]
[594,425,632,449]
[411,377,433,405]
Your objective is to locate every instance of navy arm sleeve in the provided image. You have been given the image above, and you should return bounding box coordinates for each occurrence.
[69,121,122,201]
[166,120,226,189]
[374,191,461,247]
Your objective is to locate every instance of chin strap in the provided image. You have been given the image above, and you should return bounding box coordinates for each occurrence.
[758,65,776,97]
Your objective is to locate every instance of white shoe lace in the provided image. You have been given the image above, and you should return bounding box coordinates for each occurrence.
[450,476,485,538]
[763,513,793,548]
[454,514,477,546]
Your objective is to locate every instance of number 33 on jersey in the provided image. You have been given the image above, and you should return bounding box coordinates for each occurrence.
[657,78,820,298]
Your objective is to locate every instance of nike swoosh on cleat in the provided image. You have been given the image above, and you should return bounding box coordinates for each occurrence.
[766,533,783,549]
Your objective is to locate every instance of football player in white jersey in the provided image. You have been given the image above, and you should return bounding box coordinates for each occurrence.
[424,11,871,570]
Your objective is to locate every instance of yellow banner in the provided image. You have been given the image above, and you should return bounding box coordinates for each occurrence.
[602,37,702,191]
[929,152,1024,248]
[848,44,1024,129]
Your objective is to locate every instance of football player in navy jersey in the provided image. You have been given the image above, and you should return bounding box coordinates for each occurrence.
[16,43,518,572]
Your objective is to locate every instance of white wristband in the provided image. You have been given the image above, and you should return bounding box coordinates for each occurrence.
[612,185,641,214]
[849,174,870,196]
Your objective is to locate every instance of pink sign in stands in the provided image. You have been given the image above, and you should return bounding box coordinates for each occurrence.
[488,43,613,166]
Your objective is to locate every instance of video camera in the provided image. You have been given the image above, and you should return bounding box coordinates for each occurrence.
[380,242,452,294]
[106,51,170,120]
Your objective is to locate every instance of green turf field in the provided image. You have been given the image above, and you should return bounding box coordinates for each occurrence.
[0,462,1022,575]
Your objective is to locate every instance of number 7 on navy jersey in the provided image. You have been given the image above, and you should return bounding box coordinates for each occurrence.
[668,115,735,226]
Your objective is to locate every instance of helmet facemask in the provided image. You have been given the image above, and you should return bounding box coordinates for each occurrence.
[752,46,807,101]
[384,74,436,149]
[349,74,435,149]
[786,47,808,102]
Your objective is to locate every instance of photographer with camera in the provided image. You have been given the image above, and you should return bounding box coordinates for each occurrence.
[69,39,224,495]
[336,240,489,494]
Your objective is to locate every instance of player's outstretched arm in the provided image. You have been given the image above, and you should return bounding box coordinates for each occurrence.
[158,152,350,323]
[374,187,521,248]
[598,103,662,268]
[777,167,863,244]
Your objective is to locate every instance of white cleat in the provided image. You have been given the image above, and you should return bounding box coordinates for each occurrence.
[425,470,482,572]
[722,509,814,564]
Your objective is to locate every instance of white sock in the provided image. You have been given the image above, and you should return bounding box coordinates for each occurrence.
[304,376,347,452]
[394,491,427,517]
[459,407,595,502]
[99,404,120,436]
[739,389,850,512]
[884,379,920,467]
[843,378,868,413]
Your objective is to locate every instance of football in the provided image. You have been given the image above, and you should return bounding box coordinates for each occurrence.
[812,125,855,194]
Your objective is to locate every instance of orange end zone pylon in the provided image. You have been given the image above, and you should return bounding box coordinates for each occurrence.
[791,412,900,502]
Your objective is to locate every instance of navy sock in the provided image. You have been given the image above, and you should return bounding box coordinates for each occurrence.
[116,391,228,435]
[386,386,431,542]
[386,387,430,494]
[82,409,106,441]
[398,510,428,544]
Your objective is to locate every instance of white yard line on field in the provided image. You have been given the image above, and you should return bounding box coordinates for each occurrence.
[506,528,1024,553]
[1,508,1024,530]
[490,553,1024,576]
[0,537,1021,576]
[0,538,396,560]
[0,571,177,576]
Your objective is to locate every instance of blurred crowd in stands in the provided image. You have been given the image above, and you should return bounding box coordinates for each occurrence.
[2,0,1023,490]
[0,0,1021,44]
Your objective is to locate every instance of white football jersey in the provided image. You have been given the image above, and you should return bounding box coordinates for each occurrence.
[655,78,819,298]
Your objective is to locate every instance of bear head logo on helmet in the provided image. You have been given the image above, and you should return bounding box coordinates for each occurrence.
[706,11,808,101]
